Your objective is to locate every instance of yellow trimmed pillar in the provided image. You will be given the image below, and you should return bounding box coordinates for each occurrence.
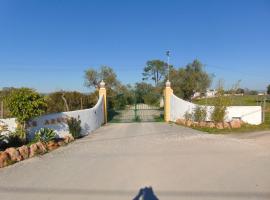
[164,80,173,122]
[99,80,107,124]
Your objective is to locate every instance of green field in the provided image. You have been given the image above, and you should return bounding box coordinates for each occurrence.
[192,95,270,132]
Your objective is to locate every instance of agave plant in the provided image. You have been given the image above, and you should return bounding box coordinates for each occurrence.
[67,117,81,139]
[34,128,56,143]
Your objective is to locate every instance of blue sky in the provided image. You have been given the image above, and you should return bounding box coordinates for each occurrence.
[0,0,269,93]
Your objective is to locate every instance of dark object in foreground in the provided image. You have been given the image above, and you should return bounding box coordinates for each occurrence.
[133,187,159,200]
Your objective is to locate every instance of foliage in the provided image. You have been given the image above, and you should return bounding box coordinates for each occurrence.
[184,111,193,121]
[84,66,120,90]
[6,131,25,148]
[67,117,82,139]
[0,87,17,118]
[210,84,231,123]
[133,115,141,122]
[14,127,27,142]
[6,88,47,129]
[267,84,270,95]
[0,134,8,150]
[0,129,26,150]
[45,91,97,114]
[134,82,162,106]
[142,60,168,86]
[192,123,270,134]
[211,106,226,123]
[245,89,258,95]
[33,128,57,143]
[193,106,207,122]
[169,59,212,100]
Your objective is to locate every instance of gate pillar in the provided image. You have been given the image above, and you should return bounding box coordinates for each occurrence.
[99,80,107,124]
[164,80,173,122]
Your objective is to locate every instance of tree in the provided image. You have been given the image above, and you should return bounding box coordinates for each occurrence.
[7,88,47,139]
[169,59,212,100]
[267,84,270,95]
[45,91,97,114]
[134,82,161,105]
[142,60,167,86]
[84,66,120,90]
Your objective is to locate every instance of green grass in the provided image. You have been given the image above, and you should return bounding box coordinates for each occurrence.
[192,123,270,134]
[190,95,270,134]
[193,95,269,106]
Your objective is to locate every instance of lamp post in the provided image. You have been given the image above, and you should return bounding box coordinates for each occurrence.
[166,50,170,81]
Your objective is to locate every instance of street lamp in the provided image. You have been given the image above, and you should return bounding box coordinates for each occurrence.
[166,50,170,81]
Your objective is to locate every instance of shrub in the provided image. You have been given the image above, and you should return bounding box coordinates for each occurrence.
[33,128,56,143]
[211,106,227,123]
[0,134,8,150]
[14,127,27,142]
[193,106,207,122]
[6,88,47,137]
[67,117,82,139]
[211,84,231,123]
[6,132,25,148]
[184,111,193,121]
[0,130,26,150]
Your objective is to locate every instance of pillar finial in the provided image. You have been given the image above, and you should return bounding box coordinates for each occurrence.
[100,80,105,88]
[166,80,171,87]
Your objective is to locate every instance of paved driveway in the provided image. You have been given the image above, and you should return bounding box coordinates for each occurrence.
[0,123,269,200]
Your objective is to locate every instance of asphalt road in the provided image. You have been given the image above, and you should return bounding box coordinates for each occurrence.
[0,123,269,200]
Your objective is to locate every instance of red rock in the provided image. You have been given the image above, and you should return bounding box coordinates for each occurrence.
[193,121,199,127]
[64,135,74,144]
[230,119,242,129]
[0,151,11,168]
[5,147,22,162]
[17,145,29,160]
[185,120,193,127]
[57,140,66,146]
[206,121,215,128]
[29,143,38,158]
[223,122,231,129]
[46,141,59,151]
[199,121,206,127]
[216,122,224,129]
[176,119,185,125]
[36,142,47,154]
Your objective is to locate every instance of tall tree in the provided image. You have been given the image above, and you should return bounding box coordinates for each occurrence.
[142,60,167,86]
[169,59,212,100]
[84,66,120,90]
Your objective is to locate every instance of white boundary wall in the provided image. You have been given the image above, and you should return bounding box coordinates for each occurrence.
[170,94,262,125]
[0,96,105,137]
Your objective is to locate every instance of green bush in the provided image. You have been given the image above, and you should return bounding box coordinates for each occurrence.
[211,86,231,123]
[0,134,8,150]
[6,132,25,148]
[33,128,56,143]
[0,130,26,150]
[184,111,193,121]
[193,106,207,122]
[14,127,27,142]
[6,88,47,137]
[211,106,227,123]
[67,117,82,139]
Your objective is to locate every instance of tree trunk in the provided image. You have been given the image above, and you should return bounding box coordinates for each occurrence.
[61,94,70,111]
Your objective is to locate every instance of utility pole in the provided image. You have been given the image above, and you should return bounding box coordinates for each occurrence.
[166,50,171,81]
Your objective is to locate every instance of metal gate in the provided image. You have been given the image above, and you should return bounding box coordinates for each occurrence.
[108,94,164,123]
